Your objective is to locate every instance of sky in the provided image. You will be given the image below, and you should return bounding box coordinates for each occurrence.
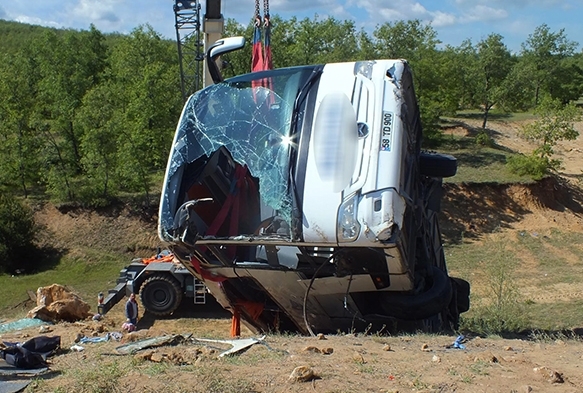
[1,0,582,53]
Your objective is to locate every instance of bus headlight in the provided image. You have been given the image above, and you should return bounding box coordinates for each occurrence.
[338,195,360,242]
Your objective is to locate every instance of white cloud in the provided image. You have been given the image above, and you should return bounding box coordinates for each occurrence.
[431,11,457,27]
[14,15,63,28]
[69,0,120,24]
[462,5,508,23]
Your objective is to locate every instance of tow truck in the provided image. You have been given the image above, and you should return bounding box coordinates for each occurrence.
[98,250,207,316]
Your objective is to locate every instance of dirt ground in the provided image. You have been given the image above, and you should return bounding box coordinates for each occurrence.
[2,300,583,393]
[2,118,583,393]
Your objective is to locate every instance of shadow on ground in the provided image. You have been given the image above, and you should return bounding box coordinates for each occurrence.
[138,296,231,330]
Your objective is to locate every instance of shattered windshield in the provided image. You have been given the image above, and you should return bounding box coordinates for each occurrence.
[160,66,317,239]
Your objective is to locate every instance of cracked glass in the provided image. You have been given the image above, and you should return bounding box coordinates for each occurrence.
[159,67,317,241]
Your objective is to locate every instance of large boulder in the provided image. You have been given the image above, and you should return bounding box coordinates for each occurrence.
[27,284,92,322]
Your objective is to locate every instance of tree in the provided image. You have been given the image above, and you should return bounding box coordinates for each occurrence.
[457,34,515,129]
[0,195,38,274]
[0,51,43,197]
[106,25,182,204]
[75,82,122,204]
[515,98,581,175]
[519,24,579,106]
[29,28,109,201]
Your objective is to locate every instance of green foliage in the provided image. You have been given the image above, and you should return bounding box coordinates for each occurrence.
[454,239,528,334]
[0,52,43,197]
[455,34,517,129]
[0,196,38,274]
[0,18,582,205]
[506,153,549,180]
[474,131,494,147]
[517,97,581,173]
[519,24,579,106]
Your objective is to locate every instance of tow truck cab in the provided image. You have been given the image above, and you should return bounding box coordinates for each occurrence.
[158,56,469,334]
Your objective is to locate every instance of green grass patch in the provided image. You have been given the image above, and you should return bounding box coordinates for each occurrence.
[453,109,537,123]
[446,229,583,334]
[435,134,535,184]
[523,300,583,331]
[0,252,127,318]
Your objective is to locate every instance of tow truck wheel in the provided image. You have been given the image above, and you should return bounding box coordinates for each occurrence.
[139,275,183,316]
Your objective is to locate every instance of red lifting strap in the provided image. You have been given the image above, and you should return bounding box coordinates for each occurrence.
[251,0,272,74]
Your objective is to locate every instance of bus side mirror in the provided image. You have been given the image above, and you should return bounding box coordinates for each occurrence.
[206,37,246,84]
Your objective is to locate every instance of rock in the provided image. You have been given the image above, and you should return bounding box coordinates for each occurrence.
[504,346,513,351]
[321,347,334,355]
[134,350,154,361]
[167,352,186,365]
[421,343,430,352]
[352,352,366,364]
[150,352,165,363]
[521,385,532,393]
[288,365,315,382]
[39,325,52,333]
[533,366,564,383]
[432,355,441,363]
[317,333,327,340]
[473,352,499,363]
[383,344,391,351]
[302,346,322,354]
[27,284,92,322]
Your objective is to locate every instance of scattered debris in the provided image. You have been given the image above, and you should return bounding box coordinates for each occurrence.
[432,354,441,363]
[78,332,121,344]
[194,336,265,358]
[450,335,466,350]
[0,361,48,377]
[69,345,84,352]
[117,334,265,358]
[0,319,47,334]
[0,380,31,393]
[0,336,60,369]
[115,334,188,355]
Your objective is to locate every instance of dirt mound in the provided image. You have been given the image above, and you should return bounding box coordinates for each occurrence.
[33,201,160,259]
[441,176,583,243]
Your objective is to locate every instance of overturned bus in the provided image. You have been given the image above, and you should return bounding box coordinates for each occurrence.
[158,38,470,335]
